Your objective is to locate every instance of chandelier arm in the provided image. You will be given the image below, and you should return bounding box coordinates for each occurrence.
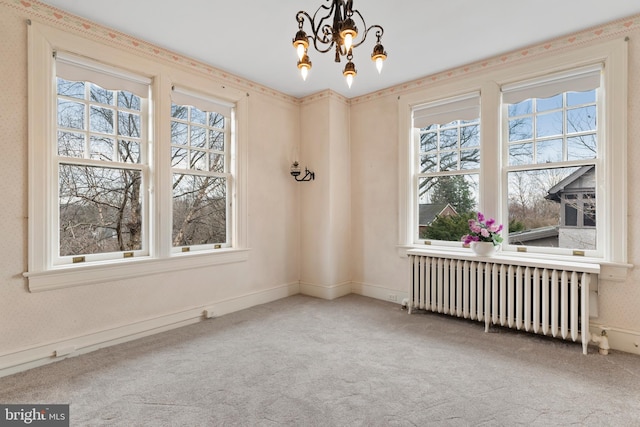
[351,24,384,49]
[296,2,341,54]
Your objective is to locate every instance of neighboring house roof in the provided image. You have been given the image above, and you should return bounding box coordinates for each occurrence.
[418,203,457,226]
[545,165,595,202]
[509,226,559,244]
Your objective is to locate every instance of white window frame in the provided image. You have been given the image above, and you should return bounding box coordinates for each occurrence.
[412,92,481,246]
[501,65,601,258]
[398,38,628,278]
[54,51,152,265]
[25,22,249,292]
[169,86,234,253]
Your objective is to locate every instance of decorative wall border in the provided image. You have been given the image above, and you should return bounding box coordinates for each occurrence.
[351,13,640,104]
[2,0,299,104]
[3,1,640,106]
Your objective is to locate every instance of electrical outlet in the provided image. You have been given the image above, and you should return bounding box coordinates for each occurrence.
[388,294,397,302]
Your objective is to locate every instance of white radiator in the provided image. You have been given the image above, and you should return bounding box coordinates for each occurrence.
[408,253,597,354]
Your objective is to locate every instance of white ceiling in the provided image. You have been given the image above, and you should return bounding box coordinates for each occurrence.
[40,0,640,99]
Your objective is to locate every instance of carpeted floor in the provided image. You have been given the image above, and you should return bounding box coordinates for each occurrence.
[2,294,640,426]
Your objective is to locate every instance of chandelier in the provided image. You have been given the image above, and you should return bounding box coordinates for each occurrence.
[292,0,387,88]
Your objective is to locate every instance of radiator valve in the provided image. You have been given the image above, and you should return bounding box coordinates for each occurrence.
[591,330,610,355]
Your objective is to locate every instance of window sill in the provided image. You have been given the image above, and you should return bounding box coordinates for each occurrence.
[24,248,250,293]
[401,245,633,281]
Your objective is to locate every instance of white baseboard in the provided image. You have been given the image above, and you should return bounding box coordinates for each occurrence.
[590,323,640,356]
[0,282,300,378]
[299,281,352,300]
[351,281,408,305]
[6,281,636,378]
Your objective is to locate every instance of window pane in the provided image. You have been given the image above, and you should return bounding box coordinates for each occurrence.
[171,103,188,120]
[118,91,141,111]
[417,175,478,241]
[172,174,227,246]
[420,132,437,152]
[536,139,562,163]
[119,140,140,164]
[440,128,458,150]
[118,112,140,137]
[57,78,85,98]
[171,147,188,169]
[567,105,596,133]
[191,125,207,148]
[508,143,533,165]
[460,148,480,170]
[58,99,85,130]
[507,166,596,250]
[567,90,596,106]
[171,122,188,145]
[90,136,114,161]
[567,135,596,160]
[209,153,225,173]
[460,124,479,147]
[209,130,225,151]
[439,152,458,171]
[419,154,437,173]
[59,164,143,256]
[58,131,85,158]
[209,112,225,129]
[191,149,207,170]
[536,94,562,112]
[191,107,206,125]
[536,111,562,138]
[90,84,114,105]
[90,106,114,134]
[508,99,532,116]
[509,117,532,141]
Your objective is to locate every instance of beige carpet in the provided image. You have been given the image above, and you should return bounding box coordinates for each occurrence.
[2,294,640,426]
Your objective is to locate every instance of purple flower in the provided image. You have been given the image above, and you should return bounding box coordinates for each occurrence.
[466,212,504,246]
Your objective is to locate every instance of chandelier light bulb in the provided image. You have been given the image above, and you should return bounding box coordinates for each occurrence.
[344,33,353,51]
[343,60,357,88]
[297,53,312,81]
[371,41,387,75]
[296,44,306,61]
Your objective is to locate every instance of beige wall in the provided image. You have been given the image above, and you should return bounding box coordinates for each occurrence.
[0,3,301,371]
[2,0,640,374]
[350,25,640,351]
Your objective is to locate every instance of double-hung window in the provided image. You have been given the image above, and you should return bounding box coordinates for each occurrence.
[503,65,601,253]
[412,93,480,244]
[55,52,151,264]
[170,87,233,252]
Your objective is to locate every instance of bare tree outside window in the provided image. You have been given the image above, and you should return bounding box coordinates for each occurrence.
[170,103,229,248]
[57,78,145,257]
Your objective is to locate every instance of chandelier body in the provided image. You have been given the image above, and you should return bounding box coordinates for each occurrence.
[292,0,387,87]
